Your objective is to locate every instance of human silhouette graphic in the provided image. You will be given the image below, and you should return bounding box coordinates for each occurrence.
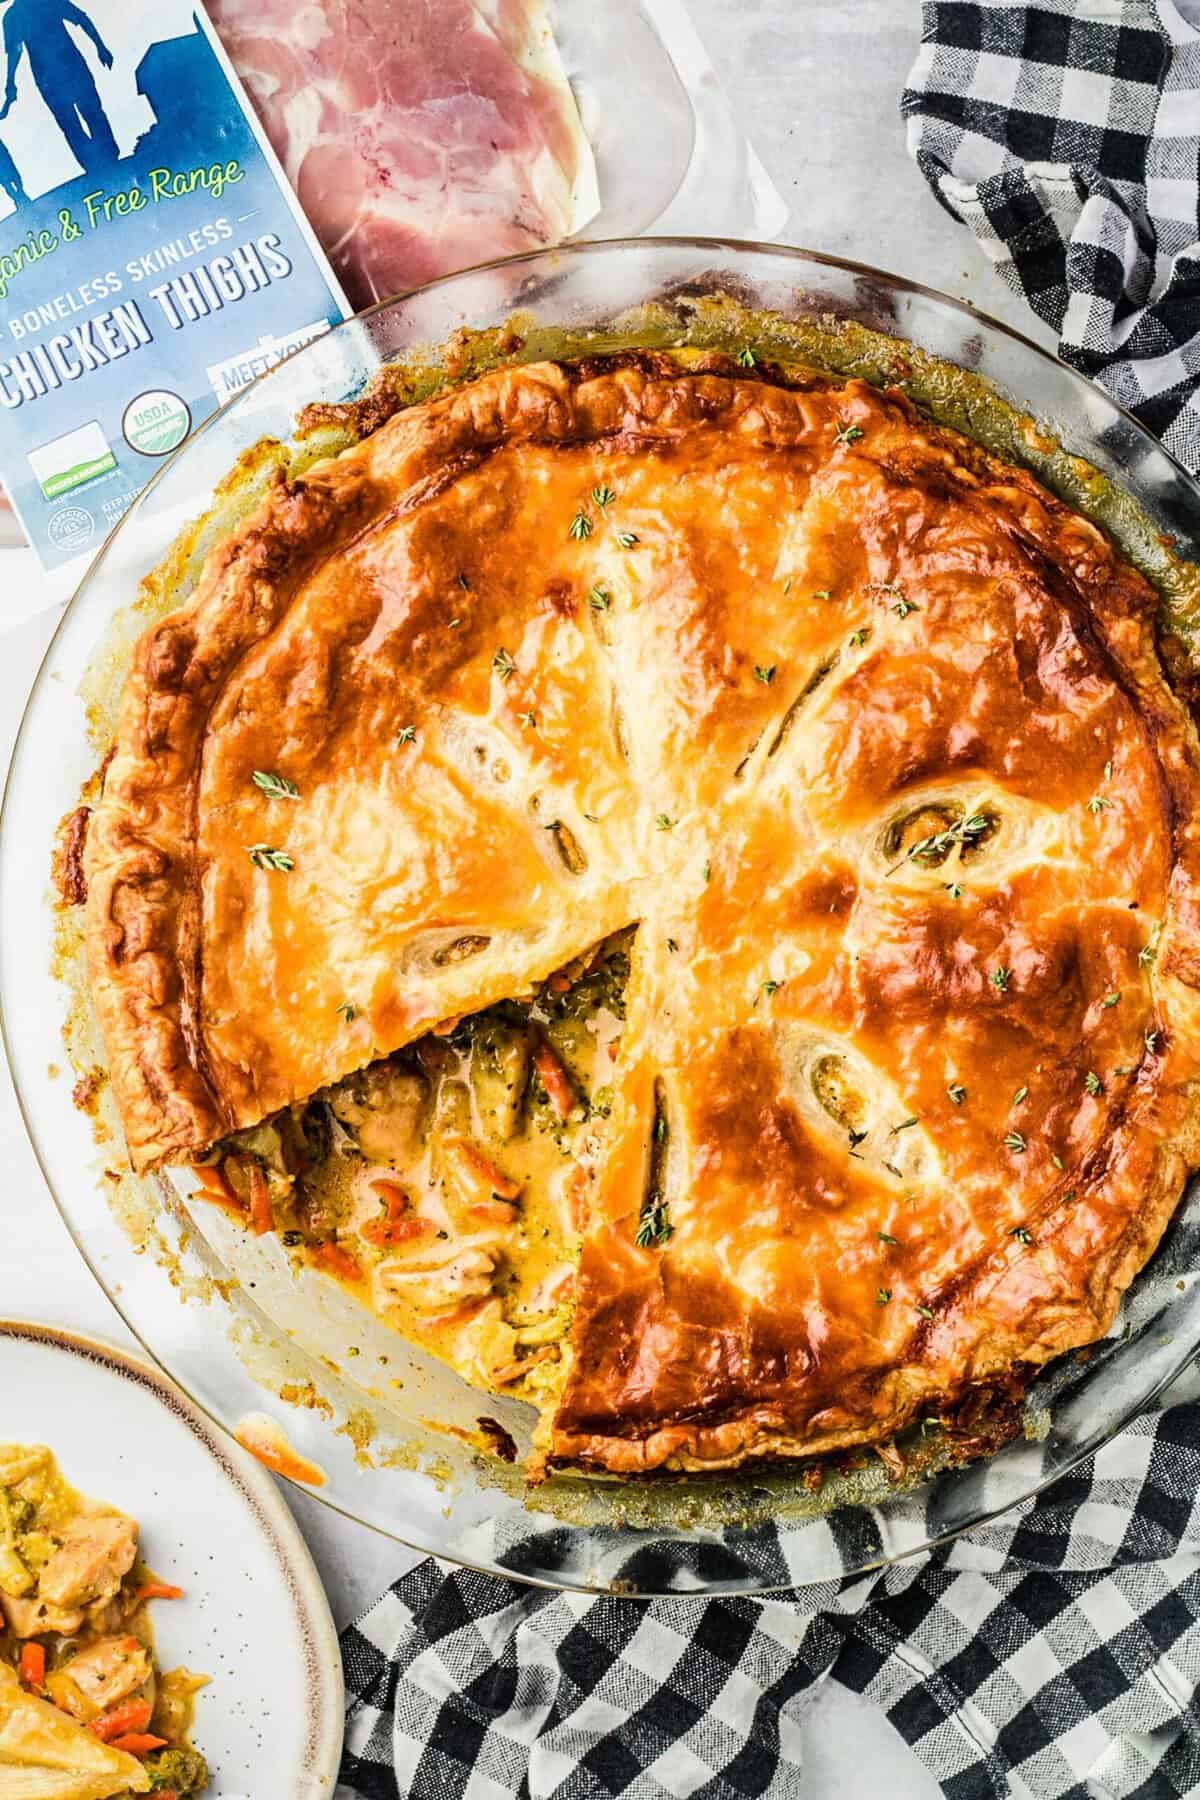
[0,127,24,204]
[0,0,118,176]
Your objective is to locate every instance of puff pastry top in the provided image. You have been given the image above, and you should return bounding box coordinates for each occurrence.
[85,353,1200,1474]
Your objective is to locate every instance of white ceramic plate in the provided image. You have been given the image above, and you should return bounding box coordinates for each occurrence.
[0,1319,343,1798]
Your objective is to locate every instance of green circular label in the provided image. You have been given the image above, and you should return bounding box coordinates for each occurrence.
[123,389,191,457]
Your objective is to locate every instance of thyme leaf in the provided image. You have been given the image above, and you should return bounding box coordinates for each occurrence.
[635,1198,673,1249]
[252,769,299,800]
[902,812,989,869]
[248,843,293,872]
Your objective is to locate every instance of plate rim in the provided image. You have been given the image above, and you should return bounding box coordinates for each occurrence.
[0,1315,345,1797]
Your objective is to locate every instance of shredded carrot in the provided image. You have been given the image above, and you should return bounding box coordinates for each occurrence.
[371,1179,411,1217]
[158,1792,179,1800]
[362,1177,430,1240]
[92,1698,153,1741]
[361,1213,432,1247]
[466,1199,517,1226]
[17,1643,44,1687]
[235,1414,327,1486]
[533,1040,575,1120]
[493,1344,557,1386]
[247,1161,274,1236]
[423,1296,490,1332]
[565,1162,591,1232]
[110,1731,167,1757]
[447,1137,522,1200]
[131,1581,183,1606]
[312,1240,363,1283]
[190,1163,245,1215]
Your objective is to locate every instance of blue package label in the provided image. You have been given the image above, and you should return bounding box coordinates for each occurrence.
[0,0,349,578]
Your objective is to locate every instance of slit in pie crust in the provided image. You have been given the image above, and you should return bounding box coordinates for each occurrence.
[80,352,1200,1481]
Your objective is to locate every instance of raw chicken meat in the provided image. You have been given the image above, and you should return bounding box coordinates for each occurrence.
[207,0,596,309]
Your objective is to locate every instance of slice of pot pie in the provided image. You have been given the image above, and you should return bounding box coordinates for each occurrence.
[0,1445,208,1797]
[78,351,1200,1480]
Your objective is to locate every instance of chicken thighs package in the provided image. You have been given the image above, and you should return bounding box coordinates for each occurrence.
[0,0,782,610]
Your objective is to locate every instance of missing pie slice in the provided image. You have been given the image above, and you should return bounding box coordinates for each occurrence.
[78,350,1200,1482]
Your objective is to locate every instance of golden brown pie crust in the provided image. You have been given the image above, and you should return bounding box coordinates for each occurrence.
[84,353,1200,1475]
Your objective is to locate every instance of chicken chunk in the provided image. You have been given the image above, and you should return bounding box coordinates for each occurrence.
[0,1586,84,1637]
[47,1634,152,1718]
[329,1062,428,1165]
[37,1511,137,1608]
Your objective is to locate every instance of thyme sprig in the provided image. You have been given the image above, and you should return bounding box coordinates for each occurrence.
[893,812,989,874]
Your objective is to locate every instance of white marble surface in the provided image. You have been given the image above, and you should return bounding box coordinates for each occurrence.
[0,5,1065,1792]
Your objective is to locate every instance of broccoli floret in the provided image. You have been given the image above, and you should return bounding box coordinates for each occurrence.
[144,1744,210,1793]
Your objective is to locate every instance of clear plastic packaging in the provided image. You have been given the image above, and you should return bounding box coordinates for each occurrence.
[559,0,785,242]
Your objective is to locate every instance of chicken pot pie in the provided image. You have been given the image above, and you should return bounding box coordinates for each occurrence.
[78,350,1200,1482]
[0,1444,208,1797]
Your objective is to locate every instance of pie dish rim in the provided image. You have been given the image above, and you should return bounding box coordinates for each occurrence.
[7,238,1200,1592]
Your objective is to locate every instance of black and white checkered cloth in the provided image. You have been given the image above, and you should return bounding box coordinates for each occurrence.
[333,11,1200,1795]
[336,1360,1200,1799]
[903,0,1200,471]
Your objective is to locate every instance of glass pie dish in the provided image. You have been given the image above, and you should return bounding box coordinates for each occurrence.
[5,238,1200,1596]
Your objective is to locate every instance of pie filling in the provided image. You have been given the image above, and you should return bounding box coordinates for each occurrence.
[0,1444,208,1797]
[204,931,633,1407]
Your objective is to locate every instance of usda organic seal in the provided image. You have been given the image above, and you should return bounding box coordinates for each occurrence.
[123,391,192,458]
